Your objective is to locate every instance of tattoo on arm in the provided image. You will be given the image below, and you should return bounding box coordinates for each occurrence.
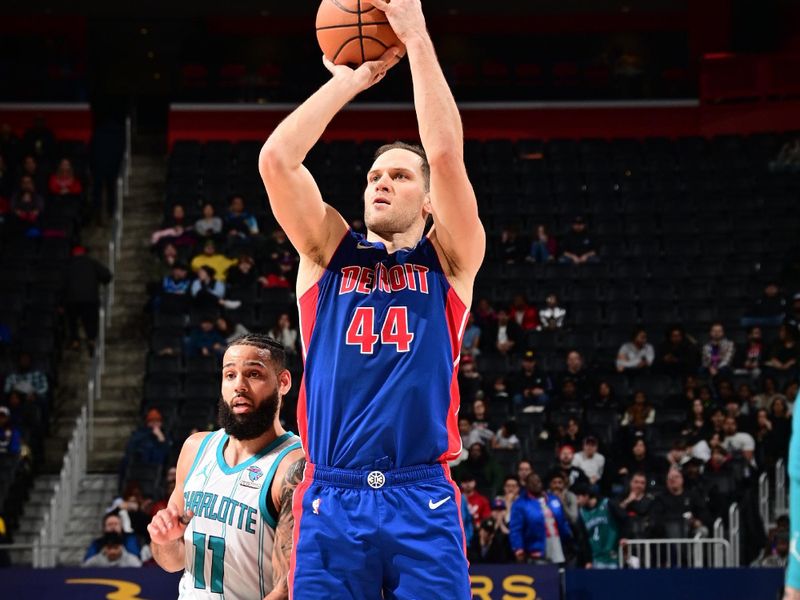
[270,457,305,598]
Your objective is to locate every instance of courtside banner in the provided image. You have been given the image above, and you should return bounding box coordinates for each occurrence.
[1,567,181,598]
[470,564,560,600]
[1,565,560,599]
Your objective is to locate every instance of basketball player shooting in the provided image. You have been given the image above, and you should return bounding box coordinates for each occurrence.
[148,335,304,600]
[259,0,485,597]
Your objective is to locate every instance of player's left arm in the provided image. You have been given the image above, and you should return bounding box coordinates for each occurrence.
[370,0,485,285]
[264,450,306,600]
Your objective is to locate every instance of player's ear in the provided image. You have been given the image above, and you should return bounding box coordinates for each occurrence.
[422,194,432,217]
[277,368,292,396]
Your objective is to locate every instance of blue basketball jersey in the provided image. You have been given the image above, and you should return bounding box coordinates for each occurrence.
[297,229,469,470]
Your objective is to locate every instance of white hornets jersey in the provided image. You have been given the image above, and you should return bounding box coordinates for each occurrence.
[178,429,301,599]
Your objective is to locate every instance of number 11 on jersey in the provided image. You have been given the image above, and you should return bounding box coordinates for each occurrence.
[346,306,414,354]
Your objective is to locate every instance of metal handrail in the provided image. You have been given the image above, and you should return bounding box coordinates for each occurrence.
[619,537,731,568]
[758,471,770,530]
[776,458,788,518]
[729,502,740,567]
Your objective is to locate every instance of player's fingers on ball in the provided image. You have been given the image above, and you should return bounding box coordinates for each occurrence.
[364,0,390,11]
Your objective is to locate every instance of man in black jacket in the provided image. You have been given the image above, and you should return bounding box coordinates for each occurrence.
[64,245,112,356]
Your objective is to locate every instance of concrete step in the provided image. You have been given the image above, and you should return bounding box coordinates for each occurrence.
[32,476,60,491]
[74,489,113,506]
[9,549,32,566]
[17,518,46,535]
[88,451,127,472]
[59,548,86,566]
[28,489,55,504]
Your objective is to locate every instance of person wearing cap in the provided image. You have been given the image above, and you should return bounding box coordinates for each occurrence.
[190,239,237,282]
[83,532,142,568]
[0,406,22,457]
[511,349,552,410]
[558,215,598,265]
[468,516,512,564]
[120,409,171,490]
[84,511,142,562]
[572,436,605,485]
[63,244,113,357]
[490,497,510,534]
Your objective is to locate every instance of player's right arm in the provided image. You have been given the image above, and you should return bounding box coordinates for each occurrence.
[147,431,210,572]
[258,49,402,275]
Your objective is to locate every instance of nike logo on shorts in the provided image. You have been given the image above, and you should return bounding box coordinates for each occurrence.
[429,496,451,510]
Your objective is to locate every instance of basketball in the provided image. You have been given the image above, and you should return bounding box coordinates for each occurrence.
[316,0,403,66]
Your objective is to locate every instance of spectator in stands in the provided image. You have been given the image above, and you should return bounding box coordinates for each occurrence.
[590,379,618,410]
[517,460,534,487]
[499,223,527,264]
[620,390,655,428]
[763,323,798,379]
[194,202,223,240]
[225,253,258,291]
[469,517,512,564]
[752,376,784,411]
[573,436,605,485]
[527,224,557,263]
[510,473,572,564]
[492,420,521,450]
[259,252,297,289]
[191,239,237,282]
[148,466,177,516]
[265,226,294,266]
[547,471,579,524]
[490,497,511,535]
[554,444,589,488]
[722,416,756,468]
[754,408,786,470]
[616,438,661,489]
[4,352,48,404]
[616,328,654,373]
[509,294,539,331]
[9,174,44,233]
[83,533,142,568]
[155,261,191,315]
[473,297,496,330]
[656,325,699,376]
[215,315,250,345]
[151,204,195,249]
[555,350,590,401]
[485,309,523,356]
[48,158,83,196]
[21,154,47,192]
[769,139,800,172]
[461,314,481,358]
[471,397,494,431]
[736,382,758,419]
[457,442,504,498]
[224,194,262,254]
[614,472,655,539]
[190,265,227,312]
[757,531,789,568]
[574,483,620,568]
[185,316,226,359]
[458,416,486,449]
[511,350,552,409]
[559,215,598,265]
[538,292,567,330]
[701,322,735,380]
[0,406,22,456]
[6,389,42,458]
[734,326,765,380]
[268,313,299,356]
[460,472,491,529]
[84,511,141,561]
[652,467,710,538]
[64,245,113,357]
[556,417,585,451]
[121,408,170,480]
[115,484,151,545]
[786,293,800,338]
[742,282,786,327]
[501,475,521,522]
[682,398,709,442]
[489,375,511,407]
[458,356,483,405]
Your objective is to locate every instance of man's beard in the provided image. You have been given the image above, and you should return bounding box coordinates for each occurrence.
[217,389,279,441]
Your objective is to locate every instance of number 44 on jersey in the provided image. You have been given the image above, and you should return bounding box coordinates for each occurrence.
[346,306,414,354]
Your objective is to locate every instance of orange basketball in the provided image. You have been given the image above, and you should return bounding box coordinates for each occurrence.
[316,0,403,66]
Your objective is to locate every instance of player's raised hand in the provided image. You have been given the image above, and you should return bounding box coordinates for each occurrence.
[366,0,426,44]
[148,506,193,545]
[322,46,403,92]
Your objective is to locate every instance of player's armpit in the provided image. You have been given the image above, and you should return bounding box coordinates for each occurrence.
[265,456,306,600]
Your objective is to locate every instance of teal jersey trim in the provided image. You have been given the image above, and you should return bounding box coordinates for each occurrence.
[259,441,302,529]
[183,431,217,488]
[215,431,294,475]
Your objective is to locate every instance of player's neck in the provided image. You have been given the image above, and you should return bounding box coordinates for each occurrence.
[365,227,424,254]
[224,422,287,465]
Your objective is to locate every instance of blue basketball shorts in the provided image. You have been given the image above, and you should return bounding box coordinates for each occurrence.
[288,462,470,600]
[787,392,800,590]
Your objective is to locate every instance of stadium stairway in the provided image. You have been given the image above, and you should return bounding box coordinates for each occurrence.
[59,473,119,565]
